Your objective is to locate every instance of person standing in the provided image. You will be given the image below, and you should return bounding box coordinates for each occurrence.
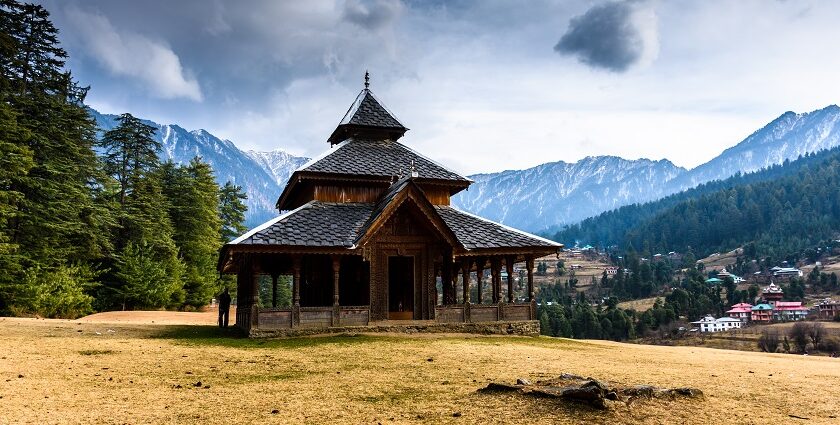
[218,288,231,328]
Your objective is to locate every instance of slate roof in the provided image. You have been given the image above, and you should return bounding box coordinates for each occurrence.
[231,202,373,247]
[233,182,559,252]
[300,139,470,182]
[434,206,560,250]
[339,90,406,129]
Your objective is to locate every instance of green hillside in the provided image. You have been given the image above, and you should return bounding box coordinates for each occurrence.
[554,147,840,261]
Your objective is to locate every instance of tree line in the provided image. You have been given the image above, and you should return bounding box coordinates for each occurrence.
[0,1,247,318]
[554,147,840,263]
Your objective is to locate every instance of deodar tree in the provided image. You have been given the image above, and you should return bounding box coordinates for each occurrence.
[0,0,113,318]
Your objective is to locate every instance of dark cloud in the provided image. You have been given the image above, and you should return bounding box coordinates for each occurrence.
[554,1,648,72]
[342,0,403,30]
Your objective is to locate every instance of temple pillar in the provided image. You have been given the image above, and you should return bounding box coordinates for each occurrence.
[526,256,536,320]
[461,258,471,322]
[271,273,279,308]
[506,256,515,303]
[332,255,340,326]
[292,256,301,327]
[442,254,453,305]
[490,257,502,320]
[474,258,485,304]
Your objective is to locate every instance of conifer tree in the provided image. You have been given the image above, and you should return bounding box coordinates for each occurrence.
[161,159,222,308]
[218,181,247,242]
[0,0,112,316]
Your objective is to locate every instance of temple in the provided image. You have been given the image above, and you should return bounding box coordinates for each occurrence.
[218,73,562,335]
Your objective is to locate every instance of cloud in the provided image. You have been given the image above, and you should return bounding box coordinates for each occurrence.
[342,0,404,30]
[65,7,203,101]
[554,1,658,72]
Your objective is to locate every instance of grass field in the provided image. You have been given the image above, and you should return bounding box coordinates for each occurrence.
[617,297,660,312]
[2,316,839,424]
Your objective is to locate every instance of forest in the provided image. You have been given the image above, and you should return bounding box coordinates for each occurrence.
[0,1,247,318]
[554,147,840,264]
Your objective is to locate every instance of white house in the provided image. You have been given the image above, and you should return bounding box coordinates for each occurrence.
[690,315,743,333]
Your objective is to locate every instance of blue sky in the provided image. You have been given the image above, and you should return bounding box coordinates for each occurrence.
[40,0,840,174]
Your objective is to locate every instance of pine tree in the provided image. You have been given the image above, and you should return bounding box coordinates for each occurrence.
[0,1,112,315]
[218,181,247,242]
[98,113,160,209]
[161,159,222,308]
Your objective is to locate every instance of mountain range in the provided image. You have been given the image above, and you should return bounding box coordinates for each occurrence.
[89,104,840,233]
[451,105,840,232]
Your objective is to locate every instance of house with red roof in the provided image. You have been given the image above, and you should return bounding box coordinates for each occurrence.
[772,301,809,322]
[726,303,753,323]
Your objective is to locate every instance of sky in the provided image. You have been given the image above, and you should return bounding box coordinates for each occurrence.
[39,0,840,174]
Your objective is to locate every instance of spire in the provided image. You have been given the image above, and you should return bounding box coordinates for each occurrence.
[326,72,408,145]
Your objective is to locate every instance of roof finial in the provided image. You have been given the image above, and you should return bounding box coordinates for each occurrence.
[410,159,418,178]
[364,70,370,89]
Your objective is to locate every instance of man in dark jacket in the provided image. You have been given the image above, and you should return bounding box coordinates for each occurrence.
[218,288,231,328]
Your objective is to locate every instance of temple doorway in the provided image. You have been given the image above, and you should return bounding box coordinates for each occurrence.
[388,256,414,319]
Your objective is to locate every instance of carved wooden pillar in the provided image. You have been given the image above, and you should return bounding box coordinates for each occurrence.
[235,254,253,332]
[461,259,471,304]
[474,258,485,304]
[442,254,453,305]
[462,258,471,323]
[491,257,502,304]
[332,255,341,326]
[451,262,460,304]
[526,256,536,320]
[506,256,515,303]
[250,257,260,329]
[292,255,301,327]
[271,273,279,308]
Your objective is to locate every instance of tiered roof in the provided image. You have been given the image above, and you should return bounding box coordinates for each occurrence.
[221,73,562,268]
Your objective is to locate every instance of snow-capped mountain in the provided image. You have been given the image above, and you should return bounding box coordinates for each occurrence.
[453,105,840,233]
[671,104,840,189]
[245,150,310,186]
[89,109,309,228]
[452,156,686,232]
[89,104,840,233]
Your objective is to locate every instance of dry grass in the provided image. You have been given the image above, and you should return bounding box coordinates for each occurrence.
[697,249,740,270]
[617,297,660,312]
[2,317,839,424]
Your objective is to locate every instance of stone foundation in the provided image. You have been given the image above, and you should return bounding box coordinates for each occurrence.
[248,320,540,338]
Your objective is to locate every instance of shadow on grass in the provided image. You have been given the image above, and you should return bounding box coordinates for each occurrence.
[151,325,394,349]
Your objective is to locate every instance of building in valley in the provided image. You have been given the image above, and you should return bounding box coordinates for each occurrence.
[761,283,784,304]
[218,75,562,335]
[816,298,840,320]
[726,303,753,323]
[751,303,774,323]
[772,301,809,322]
[691,315,743,332]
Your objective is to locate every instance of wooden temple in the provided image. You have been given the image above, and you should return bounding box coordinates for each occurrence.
[218,74,562,334]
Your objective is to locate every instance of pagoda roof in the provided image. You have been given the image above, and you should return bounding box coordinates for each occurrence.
[230,202,373,248]
[434,206,561,250]
[224,179,560,268]
[301,139,468,181]
[327,88,407,144]
[276,138,470,210]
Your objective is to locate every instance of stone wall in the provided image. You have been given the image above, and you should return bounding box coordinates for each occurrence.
[249,320,540,338]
